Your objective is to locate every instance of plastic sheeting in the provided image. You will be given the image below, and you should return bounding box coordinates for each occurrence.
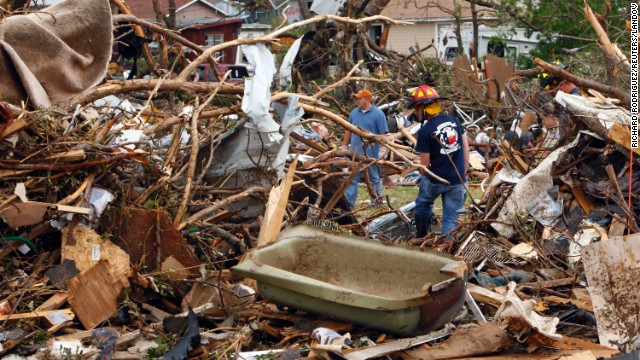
[495,282,562,342]
[279,36,304,88]
[241,43,280,134]
[491,133,582,238]
[310,0,347,15]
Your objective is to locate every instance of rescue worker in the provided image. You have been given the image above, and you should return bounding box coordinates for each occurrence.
[407,85,469,239]
[538,61,581,96]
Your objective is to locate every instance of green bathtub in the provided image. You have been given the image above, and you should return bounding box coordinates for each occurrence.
[232,225,467,336]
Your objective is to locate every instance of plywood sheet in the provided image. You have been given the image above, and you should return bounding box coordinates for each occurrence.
[68,260,127,329]
[102,207,199,273]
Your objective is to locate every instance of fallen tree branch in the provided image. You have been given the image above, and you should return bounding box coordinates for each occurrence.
[177,186,269,230]
[533,58,631,107]
[0,153,137,171]
[298,102,449,184]
[208,227,246,255]
[56,80,244,110]
[177,14,412,81]
[174,81,225,225]
[583,1,631,75]
[110,0,157,73]
[313,60,363,100]
[113,14,219,72]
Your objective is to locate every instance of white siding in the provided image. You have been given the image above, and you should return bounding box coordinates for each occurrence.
[386,23,438,58]
[177,2,222,21]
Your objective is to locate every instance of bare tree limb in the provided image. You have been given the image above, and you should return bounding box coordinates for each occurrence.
[178,187,269,230]
[177,14,412,81]
[533,58,631,107]
[461,0,540,30]
[583,1,631,75]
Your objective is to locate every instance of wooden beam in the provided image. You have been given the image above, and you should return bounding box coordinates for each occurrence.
[499,140,529,174]
[36,293,68,311]
[608,123,640,156]
[467,283,504,307]
[257,156,299,247]
[0,119,28,139]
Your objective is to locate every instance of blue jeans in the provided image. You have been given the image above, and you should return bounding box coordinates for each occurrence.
[346,165,382,209]
[415,177,466,239]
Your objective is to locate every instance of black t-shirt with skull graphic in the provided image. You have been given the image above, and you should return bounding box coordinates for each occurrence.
[415,114,467,185]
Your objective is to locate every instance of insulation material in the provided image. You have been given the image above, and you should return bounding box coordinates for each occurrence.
[492,134,581,238]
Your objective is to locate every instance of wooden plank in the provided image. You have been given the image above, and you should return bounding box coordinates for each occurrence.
[35,293,68,311]
[608,218,627,237]
[467,283,504,307]
[68,260,127,329]
[570,187,594,213]
[608,123,640,156]
[257,155,299,247]
[0,118,28,139]
[400,323,513,360]
[518,277,577,290]
[0,309,74,326]
[499,140,529,174]
[53,204,91,214]
[45,149,86,163]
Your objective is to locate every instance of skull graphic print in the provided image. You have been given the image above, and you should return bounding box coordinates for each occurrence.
[434,121,461,155]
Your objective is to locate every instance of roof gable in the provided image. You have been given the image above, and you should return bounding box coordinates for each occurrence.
[381,0,494,21]
[177,0,241,16]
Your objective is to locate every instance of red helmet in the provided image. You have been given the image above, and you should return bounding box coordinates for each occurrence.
[406,85,444,108]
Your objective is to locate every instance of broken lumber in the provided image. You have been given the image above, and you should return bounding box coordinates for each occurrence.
[67,260,128,329]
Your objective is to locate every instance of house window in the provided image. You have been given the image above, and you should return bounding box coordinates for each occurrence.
[205,33,225,61]
[205,33,224,47]
[255,7,267,20]
[367,24,383,46]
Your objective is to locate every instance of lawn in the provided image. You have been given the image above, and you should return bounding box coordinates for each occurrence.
[354,181,485,219]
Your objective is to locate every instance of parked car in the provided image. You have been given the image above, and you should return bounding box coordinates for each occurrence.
[196,63,249,83]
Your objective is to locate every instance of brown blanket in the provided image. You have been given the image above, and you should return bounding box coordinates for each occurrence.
[0,0,112,108]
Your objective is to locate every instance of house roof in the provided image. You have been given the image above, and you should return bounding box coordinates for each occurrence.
[120,0,191,20]
[381,0,494,21]
[179,17,243,30]
[176,0,241,16]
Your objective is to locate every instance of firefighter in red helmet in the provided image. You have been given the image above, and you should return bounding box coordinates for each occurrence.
[406,85,469,240]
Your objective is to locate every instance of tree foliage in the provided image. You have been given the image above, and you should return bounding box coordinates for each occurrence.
[525,0,631,63]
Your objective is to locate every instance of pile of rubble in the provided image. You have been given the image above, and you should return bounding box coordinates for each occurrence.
[0,0,637,359]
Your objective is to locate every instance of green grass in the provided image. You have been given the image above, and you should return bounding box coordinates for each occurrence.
[354,182,484,219]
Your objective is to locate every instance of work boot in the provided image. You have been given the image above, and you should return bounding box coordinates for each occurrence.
[415,216,432,238]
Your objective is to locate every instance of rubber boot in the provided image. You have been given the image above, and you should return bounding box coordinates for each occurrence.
[415,216,432,238]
